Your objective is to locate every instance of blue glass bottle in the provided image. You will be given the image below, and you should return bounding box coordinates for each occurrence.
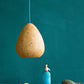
[42,64,51,84]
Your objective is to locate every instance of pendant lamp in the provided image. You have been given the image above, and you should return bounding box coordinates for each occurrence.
[16,0,45,58]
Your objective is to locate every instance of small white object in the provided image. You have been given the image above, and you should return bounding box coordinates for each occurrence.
[44,64,50,71]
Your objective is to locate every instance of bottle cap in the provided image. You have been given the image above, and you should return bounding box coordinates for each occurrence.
[24,83,29,84]
[44,64,50,71]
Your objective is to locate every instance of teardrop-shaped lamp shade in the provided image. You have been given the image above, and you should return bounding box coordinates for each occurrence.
[16,23,45,58]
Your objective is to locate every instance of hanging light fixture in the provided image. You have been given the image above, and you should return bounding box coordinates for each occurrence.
[16,0,45,58]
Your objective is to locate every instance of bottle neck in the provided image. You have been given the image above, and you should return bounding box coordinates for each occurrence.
[45,70,48,72]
